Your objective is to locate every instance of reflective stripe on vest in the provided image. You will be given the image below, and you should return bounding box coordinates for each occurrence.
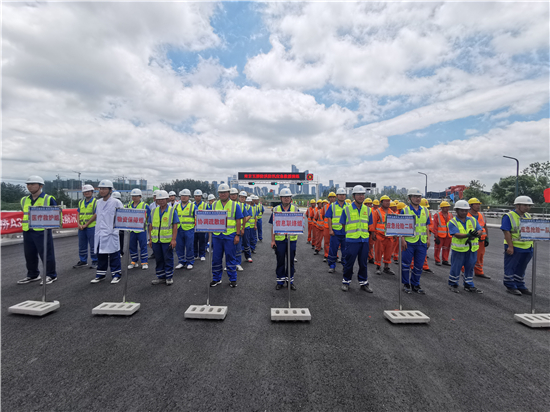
[274,204,298,241]
[195,201,208,211]
[79,198,97,228]
[213,200,237,236]
[331,202,345,231]
[246,204,256,228]
[436,211,451,238]
[323,204,329,228]
[468,212,486,240]
[126,201,147,233]
[404,206,428,244]
[151,206,174,243]
[307,207,315,222]
[450,217,479,252]
[256,204,263,219]
[504,211,533,249]
[21,195,53,232]
[344,204,371,240]
[177,202,195,231]
[375,208,391,234]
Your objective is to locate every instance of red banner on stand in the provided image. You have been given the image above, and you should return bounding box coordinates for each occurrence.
[1,209,79,234]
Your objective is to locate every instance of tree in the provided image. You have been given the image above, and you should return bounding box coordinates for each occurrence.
[492,174,548,205]
[522,161,550,180]
[463,180,489,204]
[159,179,215,196]
[1,182,27,203]
[322,186,337,197]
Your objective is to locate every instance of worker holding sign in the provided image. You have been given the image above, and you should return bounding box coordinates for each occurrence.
[501,196,534,295]
[339,185,373,292]
[325,188,347,273]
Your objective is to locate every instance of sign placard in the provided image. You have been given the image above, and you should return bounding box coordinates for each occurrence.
[385,214,415,237]
[196,210,227,232]
[520,219,550,241]
[273,212,304,235]
[345,182,376,188]
[114,208,147,231]
[28,206,62,229]
[238,172,305,181]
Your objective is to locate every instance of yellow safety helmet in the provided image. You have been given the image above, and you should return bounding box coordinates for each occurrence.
[317,198,323,203]
[323,199,329,203]
[420,198,430,208]
[380,195,391,201]
[397,202,406,210]
[468,197,481,205]
[390,201,398,207]
[373,199,380,205]
[328,192,336,197]
[310,199,316,204]
[365,198,373,203]
[440,201,451,208]
[345,199,352,204]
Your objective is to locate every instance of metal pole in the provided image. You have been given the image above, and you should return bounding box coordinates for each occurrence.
[206,232,213,306]
[287,236,291,309]
[398,238,402,311]
[503,156,519,199]
[42,229,48,302]
[418,172,428,197]
[531,242,537,314]
[122,230,130,303]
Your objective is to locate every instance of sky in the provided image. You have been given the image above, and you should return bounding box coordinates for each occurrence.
[2,1,549,193]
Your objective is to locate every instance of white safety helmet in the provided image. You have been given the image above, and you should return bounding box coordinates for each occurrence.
[180,189,191,196]
[207,194,215,201]
[26,175,45,185]
[239,191,247,197]
[194,189,203,196]
[514,195,534,205]
[336,188,346,195]
[408,187,423,196]
[279,188,293,197]
[156,190,169,200]
[218,184,230,192]
[130,188,142,196]
[98,179,114,188]
[112,191,122,199]
[352,185,366,194]
[153,190,160,197]
[454,200,470,210]
[229,188,239,195]
[251,195,259,200]
[168,191,176,196]
[246,197,252,202]
[82,184,94,193]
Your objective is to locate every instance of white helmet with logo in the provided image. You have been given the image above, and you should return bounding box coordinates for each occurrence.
[168,191,176,196]
[130,188,142,196]
[112,191,122,199]
[454,200,470,210]
[194,189,203,196]
[180,189,191,196]
[246,197,252,202]
[408,187,423,196]
[336,188,346,195]
[251,195,259,200]
[156,190,169,200]
[229,188,239,195]
[279,188,293,197]
[514,195,534,205]
[239,191,247,197]
[207,194,215,201]
[218,184,230,192]
[352,185,366,194]
[82,184,94,193]
[98,179,114,188]
[153,190,160,197]
[26,175,45,185]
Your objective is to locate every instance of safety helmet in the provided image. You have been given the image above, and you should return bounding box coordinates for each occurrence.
[454,200,470,210]
[112,192,122,199]
[380,195,391,201]
[317,198,323,203]
[230,188,239,195]
[336,188,346,195]
[390,201,398,207]
[218,184,230,192]
[156,190,170,200]
[194,189,203,196]
[365,198,373,203]
[153,190,160,197]
[251,195,259,200]
[246,197,252,202]
[440,201,451,208]
[167,191,175,196]
[328,192,336,197]
[468,198,481,205]
[310,199,316,204]
[82,184,94,193]
[279,188,292,197]
[179,189,191,196]
[345,199,352,204]
[420,198,430,208]
[207,194,215,201]
[397,202,406,210]
[323,199,329,203]
[98,179,114,188]
[408,187,423,196]
[130,188,142,196]
[514,195,534,205]
[373,199,380,205]
[26,175,45,185]
[352,185,366,194]
[239,191,247,197]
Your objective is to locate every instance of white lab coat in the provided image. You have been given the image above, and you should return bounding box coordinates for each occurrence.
[94,197,123,254]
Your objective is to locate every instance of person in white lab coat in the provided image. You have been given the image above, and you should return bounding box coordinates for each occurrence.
[91,179,124,284]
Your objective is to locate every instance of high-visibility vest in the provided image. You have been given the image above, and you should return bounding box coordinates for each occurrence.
[503,211,533,250]
[151,206,175,243]
[213,200,237,236]
[195,201,208,211]
[468,212,486,240]
[126,201,147,233]
[246,204,256,228]
[256,204,263,219]
[307,207,315,222]
[176,202,195,231]
[330,202,345,231]
[323,204,329,229]
[315,207,324,229]
[375,208,392,235]
[403,206,429,244]
[237,202,245,228]
[343,204,371,240]
[450,217,479,252]
[435,211,451,238]
[79,198,97,228]
[273,204,298,241]
[20,194,54,232]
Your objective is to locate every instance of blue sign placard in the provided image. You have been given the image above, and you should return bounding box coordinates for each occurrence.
[28,206,62,229]
[385,214,415,237]
[273,212,304,235]
[114,208,148,231]
[520,219,550,241]
[196,210,228,232]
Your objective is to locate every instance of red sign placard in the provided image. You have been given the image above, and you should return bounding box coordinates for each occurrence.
[238,172,306,181]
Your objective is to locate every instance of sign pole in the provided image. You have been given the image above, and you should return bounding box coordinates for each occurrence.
[287,236,291,309]
[122,230,130,303]
[531,241,537,314]
[398,238,402,311]
[207,232,213,307]
[42,229,48,303]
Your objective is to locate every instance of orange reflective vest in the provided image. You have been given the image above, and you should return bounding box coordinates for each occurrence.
[373,208,393,236]
[315,207,324,229]
[323,204,330,229]
[468,212,487,240]
[306,207,315,222]
[435,211,452,238]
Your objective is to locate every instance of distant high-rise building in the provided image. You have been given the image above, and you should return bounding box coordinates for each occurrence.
[303,169,309,195]
[312,186,316,196]
[291,165,298,194]
[212,181,218,192]
[329,180,334,189]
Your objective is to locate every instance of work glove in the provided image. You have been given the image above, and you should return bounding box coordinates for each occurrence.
[468,230,479,239]
[434,237,441,245]
[484,238,489,247]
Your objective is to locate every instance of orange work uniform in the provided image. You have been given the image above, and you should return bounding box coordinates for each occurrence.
[306,206,315,244]
[370,207,395,266]
[432,211,452,263]
[468,211,487,275]
[323,203,330,258]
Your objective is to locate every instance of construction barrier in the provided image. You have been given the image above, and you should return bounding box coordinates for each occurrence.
[1,209,79,234]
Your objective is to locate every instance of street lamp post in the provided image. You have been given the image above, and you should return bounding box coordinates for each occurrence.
[418,172,428,198]
[503,156,519,199]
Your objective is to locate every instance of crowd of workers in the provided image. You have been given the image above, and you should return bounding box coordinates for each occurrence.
[16,175,537,298]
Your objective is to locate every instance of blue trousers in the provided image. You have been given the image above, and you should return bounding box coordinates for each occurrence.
[257,217,263,240]
[449,250,477,287]
[343,241,369,285]
[23,230,57,278]
[328,235,346,269]
[194,232,206,258]
[212,235,237,281]
[152,242,174,279]
[129,231,148,264]
[250,226,258,251]
[78,227,97,264]
[275,239,296,284]
[176,228,195,266]
[503,248,533,290]
[235,234,243,265]
[401,241,427,287]
[97,250,121,279]
[243,228,253,259]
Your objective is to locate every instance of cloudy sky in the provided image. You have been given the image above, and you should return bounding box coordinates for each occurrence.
[2,1,549,192]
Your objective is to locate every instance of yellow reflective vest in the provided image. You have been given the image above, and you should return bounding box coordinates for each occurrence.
[449,217,479,252]
[151,206,175,243]
[503,211,533,250]
[21,194,54,232]
[403,205,429,244]
[273,204,298,241]
[79,198,97,228]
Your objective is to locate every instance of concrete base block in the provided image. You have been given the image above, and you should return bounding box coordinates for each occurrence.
[514,313,550,328]
[185,305,227,320]
[9,300,60,316]
[92,302,140,316]
[271,308,311,321]
[384,310,430,324]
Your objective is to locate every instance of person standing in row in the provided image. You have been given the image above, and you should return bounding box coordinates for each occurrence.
[73,184,97,270]
[326,188,347,273]
[306,199,316,246]
[322,198,332,262]
[127,188,150,270]
[175,189,195,270]
[370,195,396,276]
[253,195,265,242]
[245,197,257,257]
[193,190,208,262]
[468,198,490,279]
[432,201,452,267]
[314,198,324,255]
[149,190,178,285]
[236,191,250,270]
[367,198,376,264]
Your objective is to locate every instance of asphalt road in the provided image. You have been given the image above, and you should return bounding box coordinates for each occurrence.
[2,216,549,412]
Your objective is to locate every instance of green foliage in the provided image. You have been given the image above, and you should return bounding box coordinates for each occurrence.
[522,161,550,179]
[492,174,548,205]
[1,182,27,203]
[159,179,215,196]
[463,180,490,204]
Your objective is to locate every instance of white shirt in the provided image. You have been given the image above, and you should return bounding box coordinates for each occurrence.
[94,196,123,254]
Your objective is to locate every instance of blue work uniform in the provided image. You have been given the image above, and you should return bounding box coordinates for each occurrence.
[212,201,243,282]
[242,203,253,259]
[176,202,196,266]
[235,202,247,266]
[448,217,482,287]
[256,203,265,241]
[127,201,150,265]
[269,204,298,285]
[400,206,431,287]
[77,197,97,265]
[325,201,346,269]
[501,212,533,290]
[149,207,179,280]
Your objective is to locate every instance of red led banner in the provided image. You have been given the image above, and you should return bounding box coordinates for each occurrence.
[238,172,306,181]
